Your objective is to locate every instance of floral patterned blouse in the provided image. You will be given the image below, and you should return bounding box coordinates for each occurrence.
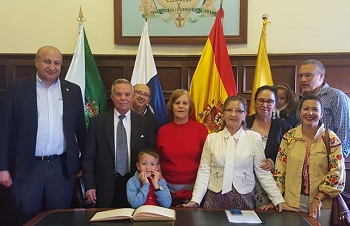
[273,124,345,209]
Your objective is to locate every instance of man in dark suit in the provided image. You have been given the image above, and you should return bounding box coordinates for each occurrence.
[83,79,156,208]
[0,46,87,225]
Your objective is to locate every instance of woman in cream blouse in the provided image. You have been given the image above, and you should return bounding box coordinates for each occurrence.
[262,94,345,224]
[184,96,296,211]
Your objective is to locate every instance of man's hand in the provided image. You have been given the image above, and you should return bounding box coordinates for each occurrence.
[75,170,83,178]
[86,189,97,204]
[0,170,12,187]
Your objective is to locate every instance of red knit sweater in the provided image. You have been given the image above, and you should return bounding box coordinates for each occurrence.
[157,120,207,184]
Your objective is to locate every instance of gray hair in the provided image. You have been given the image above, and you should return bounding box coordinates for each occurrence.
[111,78,133,93]
[302,59,325,76]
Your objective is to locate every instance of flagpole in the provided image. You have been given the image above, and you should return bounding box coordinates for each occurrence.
[66,6,107,126]
[262,14,271,26]
[76,6,86,24]
[262,14,268,21]
[248,13,273,115]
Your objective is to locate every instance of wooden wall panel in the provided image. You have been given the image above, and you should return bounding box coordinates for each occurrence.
[1,53,350,105]
[271,65,297,92]
[186,66,197,90]
[241,65,255,94]
[0,65,6,91]
[96,64,129,109]
[158,67,183,94]
[1,53,350,111]
[98,65,126,92]
[12,65,36,80]
[323,65,350,95]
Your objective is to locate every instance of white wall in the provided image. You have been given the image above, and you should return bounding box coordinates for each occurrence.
[1,0,349,55]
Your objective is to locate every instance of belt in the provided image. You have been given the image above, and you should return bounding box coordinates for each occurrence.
[35,154,61,162]
[115,172,130,179]
[115,173,123,179]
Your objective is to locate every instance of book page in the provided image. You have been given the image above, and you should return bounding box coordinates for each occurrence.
[133,205,175,221]
[225,210,263,223]
[90,208,134,221]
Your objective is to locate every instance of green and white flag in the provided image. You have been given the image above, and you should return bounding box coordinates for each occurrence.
[66,24,107,126]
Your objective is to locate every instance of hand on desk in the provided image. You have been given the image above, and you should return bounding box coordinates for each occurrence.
[308,198,323,218]
[260,202,299,212]
[86,189,97,204]
[182,201,199,208]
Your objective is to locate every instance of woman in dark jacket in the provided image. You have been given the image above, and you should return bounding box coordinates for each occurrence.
[246,85,292,207]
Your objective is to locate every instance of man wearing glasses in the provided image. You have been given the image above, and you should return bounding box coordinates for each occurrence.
[298,59,350,158]
[131,84,159,132]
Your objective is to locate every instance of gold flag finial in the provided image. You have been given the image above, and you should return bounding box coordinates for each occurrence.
[262,14,271,25]
[76,6,86,24]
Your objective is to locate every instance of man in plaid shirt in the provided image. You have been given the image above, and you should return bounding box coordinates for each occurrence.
[297,59,350,158]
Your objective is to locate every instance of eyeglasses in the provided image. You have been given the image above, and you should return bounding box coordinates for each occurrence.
[224,108,245,115]
[134,90,151,98]
[256,98,275,106]
[297,73,316,79]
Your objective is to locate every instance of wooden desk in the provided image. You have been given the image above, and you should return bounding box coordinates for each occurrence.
[25,208,319,226]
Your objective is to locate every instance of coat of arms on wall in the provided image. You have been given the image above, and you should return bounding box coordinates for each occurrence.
[139,0,218,28]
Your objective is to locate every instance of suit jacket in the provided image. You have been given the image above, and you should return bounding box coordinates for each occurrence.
[246,115,292,162]
[0,77,86,180]
[144,106,159,134]
[82,110,156,207]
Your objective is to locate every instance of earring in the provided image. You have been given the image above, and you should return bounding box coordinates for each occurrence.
[272,111,276,120]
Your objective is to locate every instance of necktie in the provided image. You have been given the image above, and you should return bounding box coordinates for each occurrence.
[116,115,128,176]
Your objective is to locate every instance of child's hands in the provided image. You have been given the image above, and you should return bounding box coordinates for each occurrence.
[150,170,160,188]
[138,171,149,184]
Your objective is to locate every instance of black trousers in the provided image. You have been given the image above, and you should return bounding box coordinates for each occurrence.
[111,172,132,208]
[11,158,74,225]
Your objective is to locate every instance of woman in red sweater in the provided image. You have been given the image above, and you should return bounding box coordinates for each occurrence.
[157,89,208,206]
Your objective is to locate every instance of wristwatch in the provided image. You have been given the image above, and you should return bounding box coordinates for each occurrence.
[155,186,163,191]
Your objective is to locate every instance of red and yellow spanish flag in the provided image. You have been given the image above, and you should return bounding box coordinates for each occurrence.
[189,8,237,133]
[249,17,273,115]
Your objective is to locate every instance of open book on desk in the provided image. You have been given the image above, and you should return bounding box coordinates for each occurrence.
[225,210,263,224]
[90,205,176,222]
